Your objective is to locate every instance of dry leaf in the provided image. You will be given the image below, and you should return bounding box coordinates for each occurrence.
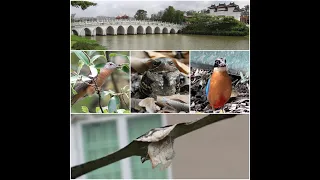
[145,51,168,59]
[138,98,161,113]
[172,58,189,75]
[131,98,143,111]
[130,57,151,73]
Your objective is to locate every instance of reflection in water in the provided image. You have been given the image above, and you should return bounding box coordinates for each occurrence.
[85,34,249,50]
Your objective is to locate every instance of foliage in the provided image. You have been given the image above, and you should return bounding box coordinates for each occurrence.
[134,9,148,20]
[71,35,106,50]
[71,1,97,10]
[71,51,130,113]
[182,14,249,36]
[150,6,186,24]
[241,5,249,16]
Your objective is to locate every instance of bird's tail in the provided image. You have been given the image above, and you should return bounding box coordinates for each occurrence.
[71,94,81,106]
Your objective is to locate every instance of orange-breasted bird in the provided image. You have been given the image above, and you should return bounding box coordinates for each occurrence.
[71,62,120,106]
[205,58,232,112]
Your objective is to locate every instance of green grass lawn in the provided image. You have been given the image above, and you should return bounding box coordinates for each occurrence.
[71,35,106,50]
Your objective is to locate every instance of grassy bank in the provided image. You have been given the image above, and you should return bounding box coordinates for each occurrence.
[71,35,106,50]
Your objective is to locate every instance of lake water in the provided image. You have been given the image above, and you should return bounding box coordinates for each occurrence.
[85,34,249,50]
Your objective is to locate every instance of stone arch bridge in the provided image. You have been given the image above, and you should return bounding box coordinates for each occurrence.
[71,20,186,36]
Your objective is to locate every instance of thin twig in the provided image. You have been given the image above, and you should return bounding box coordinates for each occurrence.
[92,78,104,113]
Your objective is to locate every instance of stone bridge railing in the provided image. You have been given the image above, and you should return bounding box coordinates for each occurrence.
[71,20,185,29]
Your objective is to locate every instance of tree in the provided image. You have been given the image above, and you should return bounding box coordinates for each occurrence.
[134,9,147,20]
[71,1,97,10]
[186,10,196,16]
[161,6,176,23]
[241,5,249,16]
[173,10,185,24]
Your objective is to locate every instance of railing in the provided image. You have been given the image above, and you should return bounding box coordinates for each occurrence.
[71,20,185,29]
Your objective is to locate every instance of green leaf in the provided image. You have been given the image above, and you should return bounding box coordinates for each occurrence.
[70,75,91,84]
[81,106,89,113]
[121,64,129,74]
[96,107,101,113]
[87,51,95,56]
[89,65,98,78]
[109,53,117,59]
[108,96,120,113]
[102,90,116,97]
[124,110,131,113]
[103,109,108,113]
[73,51,90,65]
[71,86,77,95]
[116,109,126,113]
[77,60,84,74]
[94,63,106,69]
[91,55,104,63]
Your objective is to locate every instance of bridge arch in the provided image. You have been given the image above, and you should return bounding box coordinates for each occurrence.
[154,27,161,34]
[72,30,79,36]
[84,28,92,36]
[170,28,176,34]
[177,30,182,34]
[146,26,153,34]
[137,26,144,34]
[127,25,135,35]
[106,26,115,35]
[162,27,169,34]
[117,26,125,35]
[95,27,104,36]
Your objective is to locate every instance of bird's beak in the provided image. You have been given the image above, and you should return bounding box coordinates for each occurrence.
[116,64,122,68]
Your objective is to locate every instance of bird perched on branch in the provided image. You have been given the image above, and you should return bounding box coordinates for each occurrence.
[71,62,121,106]
[71,114,237,179]
[205,58,232,112]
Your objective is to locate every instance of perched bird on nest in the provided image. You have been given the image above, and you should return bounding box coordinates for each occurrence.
[71,62,121,106]
[71,114,237,179]
[205,58,232,113]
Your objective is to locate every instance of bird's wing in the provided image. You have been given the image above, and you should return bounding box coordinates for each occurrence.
[205,77,211,97]
[71,80,92,106]
[71,140,148,179]
[169,114,237,139]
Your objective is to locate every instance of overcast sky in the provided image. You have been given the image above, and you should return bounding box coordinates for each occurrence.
[71,0,249,18]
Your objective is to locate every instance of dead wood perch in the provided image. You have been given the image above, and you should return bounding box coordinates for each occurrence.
[71,114,237,179]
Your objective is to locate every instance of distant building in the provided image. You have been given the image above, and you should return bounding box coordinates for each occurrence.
[207,2,243,21]
[240,15,249,24]
[116,14,129,19]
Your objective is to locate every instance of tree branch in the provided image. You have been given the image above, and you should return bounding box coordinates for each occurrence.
[92,78,103,113]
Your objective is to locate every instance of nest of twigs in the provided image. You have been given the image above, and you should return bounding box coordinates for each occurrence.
[190,67,249,113]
